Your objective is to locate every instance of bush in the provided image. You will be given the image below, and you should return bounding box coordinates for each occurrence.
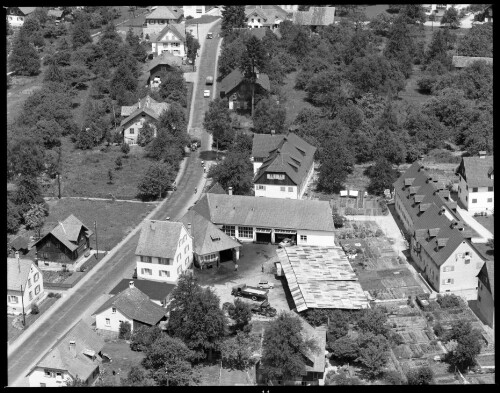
[436,294,461,309]
[31,303,40,314]
[383,370,404,385]
[121,142,130,156]
[119,321,132,340]
[433,322,444,337]
[48,292,55,298]
[406,366,434,385]
[375,229,384,237]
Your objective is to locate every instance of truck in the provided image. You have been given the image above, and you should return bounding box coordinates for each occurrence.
[231,284,268,301]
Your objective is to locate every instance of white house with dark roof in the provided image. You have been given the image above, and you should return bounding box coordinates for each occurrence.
[120,95,169,145]
[410,203,486,299]
[7,7,36,27]
[109,279,175,307]
[192,193,335,246]
[245,5,289,30]
[143,6,184,38]
[477,260,494,329]
[219,69,271,111]
[93,281,167,333]
[7,253,45,315]
[183,5,215,19]
[149,23,187,57]
[456,152,494,214]
[135,220,193,283]
[252,133,316,199]
[27,320,104,387]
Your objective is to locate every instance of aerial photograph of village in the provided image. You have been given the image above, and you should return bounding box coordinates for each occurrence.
[6,4,494,386]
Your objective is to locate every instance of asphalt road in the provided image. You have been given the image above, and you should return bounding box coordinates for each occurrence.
[7,19,222,387]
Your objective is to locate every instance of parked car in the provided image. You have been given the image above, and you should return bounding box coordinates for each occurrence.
[206,76,214,85]
[278,238,295,248]
[257,280,274,289]
[204,89,210,98]
[251,300,277,317]
[207,32,213,39]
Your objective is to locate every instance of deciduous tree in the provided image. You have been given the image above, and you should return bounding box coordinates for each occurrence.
[7,200,21,234]
[221,6,246,37]
[130,326,163,352]
[317,135,354,193]
[203,98,233,149]
[8,30,41,76]
[221,331,258,371]
[239,36,268,115]
[356,333,390,378]
[329,336,359,362]
[207,151,253,195]
[406,366,434,385]
[252,98,286,134]
[71,19,92,49]
[227,298,252,332]
[366,157,399,196]
[186,32,200,68]
[137,121,156,147]
[23,203,48,239]
[440,6,461,29]
[137,162,175,201]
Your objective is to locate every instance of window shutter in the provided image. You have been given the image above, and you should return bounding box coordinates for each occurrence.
[442,279,446,285]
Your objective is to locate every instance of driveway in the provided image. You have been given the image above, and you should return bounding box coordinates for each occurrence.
[196,243,292,314]
[455,205,493,243]
[7,18,222,386]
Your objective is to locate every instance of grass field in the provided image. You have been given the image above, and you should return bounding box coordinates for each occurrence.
[474,215,494,235]
[42,197,155,251]
[99,338,146,386]
[281,71,314,126]
[45,137,157,199]
[7,74,45,125]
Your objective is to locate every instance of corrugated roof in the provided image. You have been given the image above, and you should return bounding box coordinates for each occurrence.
[452,56,493,68]
[146,52,183,73]
[277,246,369,311]
[93,286,167,325]
[109,279,175,302]
[219,69,270,96]
[179,210,240,256]
[192,194,335,232]
[253,133,316,186]
[292,7,335,26]
[121,95,169,118]
[150,23,186,42]
[7,257,36,292]
[136,220,185,259]
[35,320,104,381]
[459,155,494,188]
[146,6,183,20]
[33,215,92,252]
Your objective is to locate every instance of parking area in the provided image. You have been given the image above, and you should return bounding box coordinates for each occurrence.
[194,243,292,313]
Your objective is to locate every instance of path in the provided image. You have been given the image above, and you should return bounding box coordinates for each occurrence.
[455,206,493,243]
[7,17,222,386]
[43,196,160,204]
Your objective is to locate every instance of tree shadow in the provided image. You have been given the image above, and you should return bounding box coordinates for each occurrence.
[199,150,218,160]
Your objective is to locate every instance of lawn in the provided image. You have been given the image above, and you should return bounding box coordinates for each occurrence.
[44,137,158,199]
[7,74,44,125]
[99,338,146,386]
[474,215,494,235]
[42,197,155,252]
[281,71,314,126]
[7,296,58,344]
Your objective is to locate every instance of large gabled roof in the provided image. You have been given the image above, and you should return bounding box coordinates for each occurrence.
[150,23,186,42]
[120,106,166,128]
[18,7,36,15]
[251,134,287,159]
[219,69,270,96]
[135,220,186,259]
[109,279,175,302]
[121,95,169,117]
[146,6,183,20]
[93,286,167,325]
[245,5,289,23]
[192,193,335,232]
[33,215,92,252]
[179,210,241,256]
[33,320,104,381]
[7,257,36,292]
[207,182,227,195]
[253,133,316,186]
[146,52,183,72]
[458,155,494,188]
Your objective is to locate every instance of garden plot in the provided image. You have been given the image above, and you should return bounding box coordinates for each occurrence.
[330,195,384,216]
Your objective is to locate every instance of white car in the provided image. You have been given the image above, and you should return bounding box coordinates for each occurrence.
[258,280,274,289]
[204,90,210,98]
[278,238,295,248]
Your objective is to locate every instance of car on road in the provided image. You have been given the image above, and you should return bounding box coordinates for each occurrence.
[204,89,210,98]
[278,238,295,248]
[257,280,274,289]
[207,32,213,39]
[206,76,214,85]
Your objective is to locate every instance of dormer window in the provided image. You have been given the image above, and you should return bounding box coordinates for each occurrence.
[112,307,116,314]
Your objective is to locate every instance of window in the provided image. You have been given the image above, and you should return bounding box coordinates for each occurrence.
[40,384,46,387]
[222,225,236,237]
[472,199,477,203]
[466,196,468,202]
[129,128,134,134]
[472,187,478,192]
[56,372,62,378]
[159,270,170,277]
[196,8,202,13]
[140,256,152,263]
[44,370,52,377]
[159,258,171,265]
[141,268,152,275]
[28,279,31,288]
[280,186,285,192]
[177,266,182,276]
[267,173,285,180]
[34,272,39,282]
[258,18,261,22]
[466,185,468,190]
[44,261,49,266]
[288,187,293,192]
[177,254,181,262]
[29,292,33,300]
[443,266,454,272]
[442,278,454,285]
[105,318,111,326]
[112,307,116,314]
[300,235,307,242]
[184,245,189,253]
[238,226,253,238]
[257,185,266,190]
[488,186,493,192]
[252,18,254,22]
[487,198,492,202]
[464,259,470,264]
[35,285,40,295]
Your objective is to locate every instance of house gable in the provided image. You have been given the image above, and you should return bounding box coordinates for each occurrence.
[254,171,296,186]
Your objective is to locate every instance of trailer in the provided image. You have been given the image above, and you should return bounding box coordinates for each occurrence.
[231,284,268,301]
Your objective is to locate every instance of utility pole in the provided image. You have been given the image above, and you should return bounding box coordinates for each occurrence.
[94,221,98,260]
[20,284,26,327]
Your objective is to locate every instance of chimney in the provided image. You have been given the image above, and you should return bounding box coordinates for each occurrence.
[150,220,156,230]
[439,207,445,215]
[228,187,233,195]
[129,280,134,288]
[15,251,20,273]
[479,151,486,158]
[187,223,192,235]
[69,340,76,357]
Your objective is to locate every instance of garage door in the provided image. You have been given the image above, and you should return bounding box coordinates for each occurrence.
[256,232,271,243]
